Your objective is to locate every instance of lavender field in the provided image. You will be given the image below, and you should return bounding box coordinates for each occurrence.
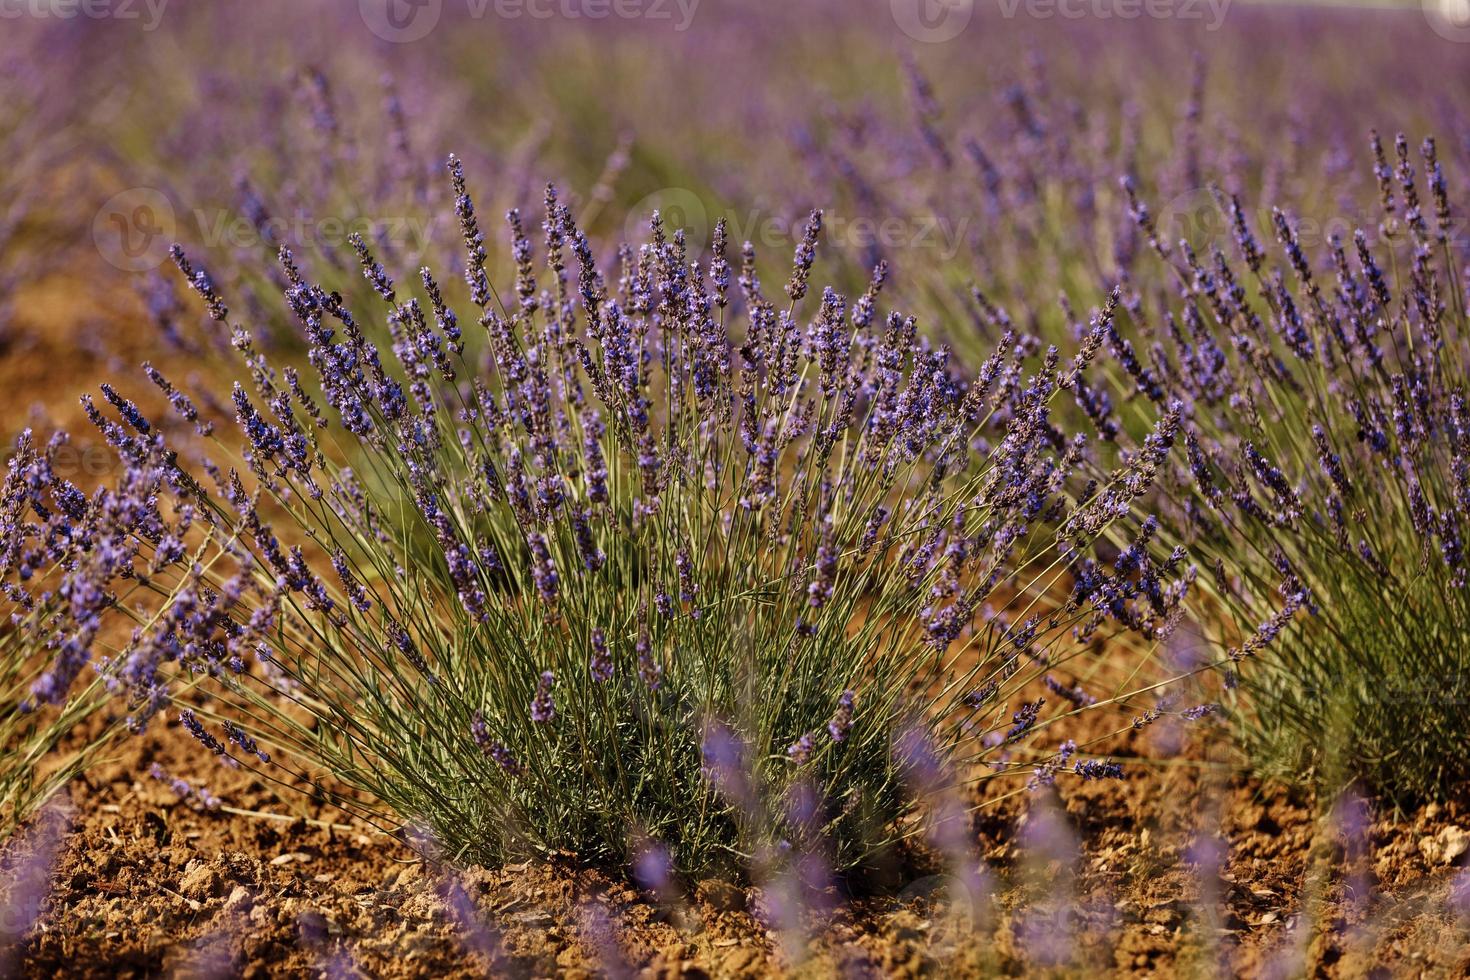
[3,1,1470,976]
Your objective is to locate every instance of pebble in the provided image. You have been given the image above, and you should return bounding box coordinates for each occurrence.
[718,946,761,974]
[694,879,744,912]
[1418,825,1469,866]
[224,885,254,913]
[178,862,224,900]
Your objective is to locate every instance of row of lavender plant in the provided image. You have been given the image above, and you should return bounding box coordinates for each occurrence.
[918,92,1470,801]
[1096,134,1470,802]
[17,7,1467,348]
[844,51,1470,802]
[0,534,118,837]
[1,154,1220,872]
[6,0,1466,856]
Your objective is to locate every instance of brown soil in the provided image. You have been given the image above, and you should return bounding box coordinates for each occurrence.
[4,711,1470,979]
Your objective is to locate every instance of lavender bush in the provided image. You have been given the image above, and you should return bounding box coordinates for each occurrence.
[1107,134,1470,803]
[0,433,122,837]
[2,157,1210,872]
[7,0,1467,868]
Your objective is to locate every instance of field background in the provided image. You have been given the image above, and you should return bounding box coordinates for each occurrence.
[5,0,1470,975]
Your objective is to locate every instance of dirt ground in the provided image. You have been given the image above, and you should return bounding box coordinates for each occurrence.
[5,266,1470,978]
[1,706,1466,978]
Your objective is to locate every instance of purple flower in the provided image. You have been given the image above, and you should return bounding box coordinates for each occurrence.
[700,722,749,802]
[222,720,270,763]
[471,712,523,775]
[589,629,613,682]
[807,533,837,609]
[179,709,237,767]
[572,510,605,573]
[787,732,816,765]
[1073,759,1125,780]
[99,383,151,434]
[635,603,662,691]
[1044,676,1095,708]
[350,233,396,302]
[964,680,999,709]
[449,155,491,308]
[827,690,855,742]
[785,210,823,302]
[527,531,559,607]
[1005,698,1044,743]
[331,549,372,614]
[633,842,674,897]
[530,670,555,723]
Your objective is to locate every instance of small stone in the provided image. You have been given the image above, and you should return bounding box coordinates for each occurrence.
[224,885,253,913]
[298,909,330,941]
[555,946,586,971]
[179,863,224,900]
[1433,826,1469,865]
[718,947,761,975]
[695,879,744,913]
